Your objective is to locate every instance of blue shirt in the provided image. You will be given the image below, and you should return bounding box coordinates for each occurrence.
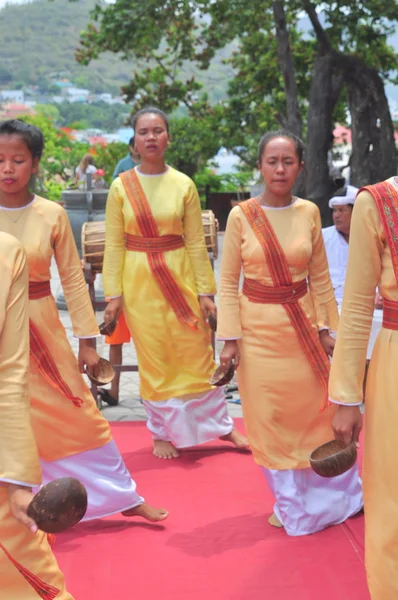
[112,154,137,179]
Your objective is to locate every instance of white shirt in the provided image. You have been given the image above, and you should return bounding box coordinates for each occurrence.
[322,225,349,307]
[75,164,97,182]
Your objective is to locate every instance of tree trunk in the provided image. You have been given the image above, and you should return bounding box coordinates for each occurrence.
[272,1,302,138]
[344,58,397,187]
[305,52,342,225]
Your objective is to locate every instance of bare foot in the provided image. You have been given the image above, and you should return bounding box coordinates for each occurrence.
[122,502,168,522]
[268,513,283,528]
[153,440,180,459]
[220,429,250,449]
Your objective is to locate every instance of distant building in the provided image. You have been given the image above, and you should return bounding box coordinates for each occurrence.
[67,88,90,102]
[0,90,24,103]
[0,103,35,119]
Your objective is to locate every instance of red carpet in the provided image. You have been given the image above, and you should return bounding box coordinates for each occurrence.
[54,420,369,600]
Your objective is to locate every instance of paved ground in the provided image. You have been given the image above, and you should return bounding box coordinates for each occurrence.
[52,233,243,422]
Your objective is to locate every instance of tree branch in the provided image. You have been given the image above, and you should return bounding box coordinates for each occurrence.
[302,1,332,53]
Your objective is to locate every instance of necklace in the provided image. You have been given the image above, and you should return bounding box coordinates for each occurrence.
[257,194,294,208]
[0,205,30,224]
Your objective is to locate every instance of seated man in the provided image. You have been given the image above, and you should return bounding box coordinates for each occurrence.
[0,232,73,599]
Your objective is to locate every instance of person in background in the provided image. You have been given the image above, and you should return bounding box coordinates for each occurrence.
[74,153,98,189]
[0,232,73,599]
[100,136,141,406]
[112,136,140,180]
[323,185,383,373]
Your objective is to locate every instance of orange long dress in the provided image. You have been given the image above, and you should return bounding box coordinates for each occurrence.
[0,232,72,599]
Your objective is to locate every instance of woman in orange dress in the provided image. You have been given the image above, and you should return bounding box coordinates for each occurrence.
[0,118,167,524]
[217,130,363,535]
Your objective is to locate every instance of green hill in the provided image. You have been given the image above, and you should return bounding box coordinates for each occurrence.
[0,0,232,100]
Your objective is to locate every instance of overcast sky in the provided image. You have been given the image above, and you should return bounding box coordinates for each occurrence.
[0,0,29,7]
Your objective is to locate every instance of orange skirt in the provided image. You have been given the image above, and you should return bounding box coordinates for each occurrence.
[105,311,131,345]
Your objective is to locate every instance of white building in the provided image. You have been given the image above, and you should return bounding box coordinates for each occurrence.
[0,90,24,103]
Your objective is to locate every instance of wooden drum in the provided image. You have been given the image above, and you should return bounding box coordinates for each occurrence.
[201,210,218,259]
[81,221,105,274]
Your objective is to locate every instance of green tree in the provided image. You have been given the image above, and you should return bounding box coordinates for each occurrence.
[72,0,398,221]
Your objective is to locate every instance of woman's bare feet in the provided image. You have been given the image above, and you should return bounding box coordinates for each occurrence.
[220,429,250,449]
[268,513,283,528]
[122,502,168,522]
[153,440,180,459]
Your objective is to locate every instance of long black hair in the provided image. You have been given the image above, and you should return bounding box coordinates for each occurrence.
[0,119,44,160]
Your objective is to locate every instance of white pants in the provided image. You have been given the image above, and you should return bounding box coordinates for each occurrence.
[142,387,234,448]
[262,463,363,536]
[39,440,144,521]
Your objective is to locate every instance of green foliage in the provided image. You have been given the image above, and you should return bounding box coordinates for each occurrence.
[55,101,130,131]
[91,142,129,185]
[70,0,398,167]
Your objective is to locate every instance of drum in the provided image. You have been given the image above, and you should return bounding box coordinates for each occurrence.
[201,210,218,259]
[81,221,105,274]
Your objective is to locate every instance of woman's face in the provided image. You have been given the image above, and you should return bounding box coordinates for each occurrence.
[0,134,38,195]
[134,113,170,161]
[259,137,302,196]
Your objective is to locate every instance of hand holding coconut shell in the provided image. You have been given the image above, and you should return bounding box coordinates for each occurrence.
[27,477,88,534]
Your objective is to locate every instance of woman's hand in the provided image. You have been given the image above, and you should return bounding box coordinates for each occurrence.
[8,484,37,533]
[199,296,217,326]
[375,292,383,309]
[332,405,363,447]
[78,338,101,374]
[104,297,123,325]
[319,329,335,357]
[220,340,240,370]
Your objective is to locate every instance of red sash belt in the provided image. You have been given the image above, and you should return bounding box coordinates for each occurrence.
[239,198,331,411]
[28,280,51,300]
[120,169,198,330]
[126,234,184,253]
[243,277,307,304]
[0,542,60,598]
[382,298,398,330]
[28,280,83,408]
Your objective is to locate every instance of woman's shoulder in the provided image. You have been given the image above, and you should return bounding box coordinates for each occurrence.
[33,195,68,219]
[167,166,195,187]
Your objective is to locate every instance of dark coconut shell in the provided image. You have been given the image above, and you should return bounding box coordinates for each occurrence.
[209,362,235,387]
[309,439,357,478]
[86,357,115,386]
[27,477,88,533]
[99,319,117,336]
[208,313,217,332]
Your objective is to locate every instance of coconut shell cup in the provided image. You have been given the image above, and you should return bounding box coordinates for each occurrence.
[210,362,235,387]
[99,319,117,336]
[86,357,115,386]
[27,477,88,533]
[309,439,357,478]
[208,313,217,332]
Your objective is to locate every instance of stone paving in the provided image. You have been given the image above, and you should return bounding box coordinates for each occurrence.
[52,232,243,423]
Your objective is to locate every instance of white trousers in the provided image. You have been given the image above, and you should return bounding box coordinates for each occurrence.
[39,440,144,521]
[262,463,363,536]
[142,387,234,448]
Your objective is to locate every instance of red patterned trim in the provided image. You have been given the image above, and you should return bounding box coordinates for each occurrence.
[382,297,398,330]
[360,181,398,284]
[29,281,51,300]
[243,277,307,304]
[126,234,184,253]
[239,198,330,410]
[29,320,83,408]
[0,542,60,598]
[120,169,198,330]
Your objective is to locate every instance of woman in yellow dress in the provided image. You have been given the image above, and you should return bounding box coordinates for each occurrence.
[0,231,72,599]
[103,107,247,459]
[217,131,363,535]
[330,178,398,599]
[0,119,167,523]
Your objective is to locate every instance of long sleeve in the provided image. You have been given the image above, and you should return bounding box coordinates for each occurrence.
[183,181,216,295]
[329,191,383,405]
[103,180,126,298]
[216,207,243,339]
[307,204,339,331]
[0,235,41,486]
[53,208,99,337]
